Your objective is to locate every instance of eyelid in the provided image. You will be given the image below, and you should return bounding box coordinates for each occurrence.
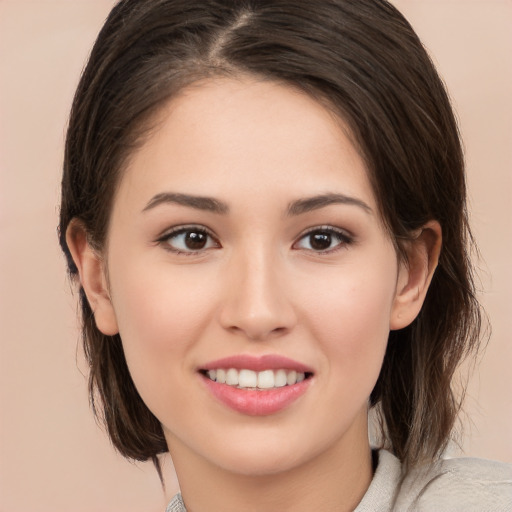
[156,223,216,239]
[155,224,221,254]
[293,225,354,253]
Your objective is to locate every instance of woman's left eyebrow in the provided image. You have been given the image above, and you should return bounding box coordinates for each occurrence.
[142,192,229,214]
[287,193,372,216]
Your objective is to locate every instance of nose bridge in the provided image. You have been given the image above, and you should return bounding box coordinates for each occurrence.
[220,241,296,340]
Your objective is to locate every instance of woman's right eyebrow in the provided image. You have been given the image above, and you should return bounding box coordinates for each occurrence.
[142,192,229,214]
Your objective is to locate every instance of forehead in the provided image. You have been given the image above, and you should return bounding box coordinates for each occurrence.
[118,77,377,213]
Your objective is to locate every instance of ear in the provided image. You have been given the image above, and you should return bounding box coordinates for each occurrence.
[390,221,442,330]
[66,220,119,335]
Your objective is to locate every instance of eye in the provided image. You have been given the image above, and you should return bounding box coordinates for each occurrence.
[158,226,220,254]
[293,227,352,253]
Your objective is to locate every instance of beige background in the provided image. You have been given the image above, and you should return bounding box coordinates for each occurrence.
[1,1,511,511]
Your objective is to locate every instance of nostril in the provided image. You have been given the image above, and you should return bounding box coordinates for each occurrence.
[245,325,290,341]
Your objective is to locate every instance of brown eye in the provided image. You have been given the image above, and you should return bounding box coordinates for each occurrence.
[185,231,208,250]
[309,232,332,251]
[161,227,219,253]
[294,227,352,253]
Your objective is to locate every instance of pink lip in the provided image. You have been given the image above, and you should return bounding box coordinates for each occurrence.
[200,354,313,373]
[198,354,314,416]
[201,375,311,416]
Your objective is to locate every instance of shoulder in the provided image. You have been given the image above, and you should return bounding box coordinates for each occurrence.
[358,450,512,512]
[167,453,512,512]
[165,493,186,512]
[397,454,512,512]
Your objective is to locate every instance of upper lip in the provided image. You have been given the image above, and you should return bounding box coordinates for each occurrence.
[199,354,314,373]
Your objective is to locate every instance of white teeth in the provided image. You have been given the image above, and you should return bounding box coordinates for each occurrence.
[225,368,239,386]
[274,369,287,387]
[216,368,226,384]
[286,370,297,386]
[205,368,308,389]
[257,370,275,389]
[238,369,257,388]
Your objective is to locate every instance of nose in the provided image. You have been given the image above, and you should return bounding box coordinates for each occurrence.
[219,247,297,341]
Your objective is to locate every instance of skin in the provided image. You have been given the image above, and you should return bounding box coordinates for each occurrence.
[68,77,441,512]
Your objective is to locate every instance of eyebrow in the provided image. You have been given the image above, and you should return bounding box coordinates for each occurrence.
[287,193,372,216]
[142,191,371,216]
[142,192,229,214]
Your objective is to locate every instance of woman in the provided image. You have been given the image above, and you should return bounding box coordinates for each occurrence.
[59,0,511,510]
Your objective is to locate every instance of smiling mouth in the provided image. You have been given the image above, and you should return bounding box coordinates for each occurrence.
[199,356,314,415]
[200,368,313,390]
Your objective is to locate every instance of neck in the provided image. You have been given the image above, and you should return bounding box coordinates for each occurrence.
[168,416,373,512]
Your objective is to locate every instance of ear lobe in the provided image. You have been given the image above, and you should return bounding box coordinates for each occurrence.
[66,220,119,336]
[390,221,442,330]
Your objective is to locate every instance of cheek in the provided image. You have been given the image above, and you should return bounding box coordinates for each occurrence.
[107,258,227,426]
[107,255,218,379]
[299,256,397,380]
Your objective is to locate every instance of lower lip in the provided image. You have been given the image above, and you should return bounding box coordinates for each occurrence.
[201,375,311,416]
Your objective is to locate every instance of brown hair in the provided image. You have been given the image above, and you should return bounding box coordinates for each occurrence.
[59,0,481,474]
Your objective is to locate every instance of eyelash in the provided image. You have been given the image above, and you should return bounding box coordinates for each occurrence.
[293,226,353,254]
[156,225,353,255]
[156,225,220,255]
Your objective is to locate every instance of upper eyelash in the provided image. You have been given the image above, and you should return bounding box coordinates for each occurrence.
[295,226,354,252]
[155,225,219,253]
[299,225,353,241]
[155,224,353,254]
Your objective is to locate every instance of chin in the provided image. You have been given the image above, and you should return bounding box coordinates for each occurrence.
[213,446,310,477]
[198,424,336,478]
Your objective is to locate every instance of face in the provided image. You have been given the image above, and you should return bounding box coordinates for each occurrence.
[100,78,407,476]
